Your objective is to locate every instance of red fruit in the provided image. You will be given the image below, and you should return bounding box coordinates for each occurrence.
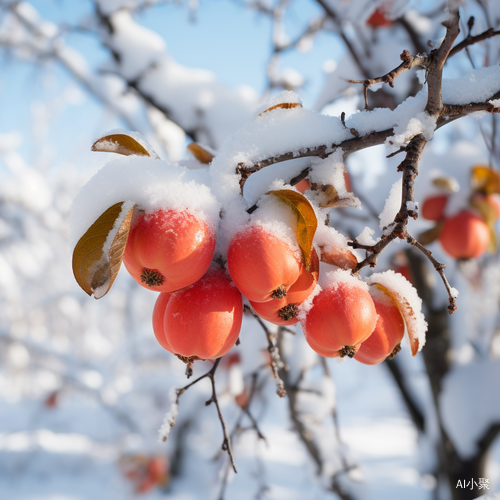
[295,179,310,194]
[153,269,242,362]
[227,225,303,303]
[439,210,490,259]
[146,456,168,484]
[123,209,215,292]
[302,276,377,358]
[250,249,319,325]
[367,8,393,27]
[421,195,448,221]
[354,286,405,365]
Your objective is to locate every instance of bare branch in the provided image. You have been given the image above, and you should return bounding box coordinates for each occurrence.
[425,9,460,116]
[448,27,500,59]
[173,358,238,472]
[246,306,287,397]
[406,235,457,313]
[348,51,427,109]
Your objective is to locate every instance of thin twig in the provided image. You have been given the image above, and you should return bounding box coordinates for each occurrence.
[348,51,427,109]
[246,306,286,397]
[406,234,457,313]
[448,27,500,58]
[172,358,238,472]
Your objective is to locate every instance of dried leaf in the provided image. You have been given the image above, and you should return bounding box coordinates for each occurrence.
[187,143,215,164]
[319,245,358,270]
[370,282,422,356]
[471,165,500,195]
[91,134,151,157]
[470,198,498,253]
[312,183,360,208]
[432,176,459,193]
[72,202,135,299]
[417,222,443,245]
[268,189,317,267]
[258,102,302,116]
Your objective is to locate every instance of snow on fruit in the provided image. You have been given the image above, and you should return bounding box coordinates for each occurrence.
[301,270,378,359]
[123,209,216,292]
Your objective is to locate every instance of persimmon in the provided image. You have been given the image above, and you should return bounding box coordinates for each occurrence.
[227,225,303,302]
[123,209,215,293]
[367,8,393,27]
[421,194,448,221]
[302,276,377,358]
[146,456,169,484]
[152,269,242,362]
[439,210,490,259]
[354,286,405,365]
[250,248,319,325]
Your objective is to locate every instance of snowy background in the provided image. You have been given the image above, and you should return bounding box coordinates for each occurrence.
[1,0,500,499]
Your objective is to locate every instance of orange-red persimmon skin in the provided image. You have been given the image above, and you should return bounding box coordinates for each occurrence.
[124,209,216,293]
[421,195,448,221]
[227,225,302,303]
[302,281,377,358]
[354,288,405,365]
[439,210,490,259]
[249,249,319,325]
[152,269,242,360]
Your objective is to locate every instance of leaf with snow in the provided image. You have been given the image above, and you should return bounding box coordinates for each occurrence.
[367,270,427,356]
[91,134,152,157]
[187,143,215,164]
[72,201,135,299]
[268,189,317,268]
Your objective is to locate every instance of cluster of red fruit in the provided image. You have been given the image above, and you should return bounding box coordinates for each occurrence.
[421,192,499,259]
[123,202,409,366]
[120,454,169,494]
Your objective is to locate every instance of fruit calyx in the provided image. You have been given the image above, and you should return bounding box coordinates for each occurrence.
[278,303,299,321]
[141,268,165,287]
[271,285,287,299]
[339,345,357,358]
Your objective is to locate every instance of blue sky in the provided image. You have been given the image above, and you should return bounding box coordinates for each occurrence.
[0,0,344,168]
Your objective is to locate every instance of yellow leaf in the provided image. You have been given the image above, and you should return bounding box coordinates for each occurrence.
[417,222,443,245]
[471,165,500,195]
[258,102,302,116]
[91,134,151,157]
[72,202,135,299]
[187,143,215,164]
[268,189,317,267]
[470,197,498,253]
[369,279,425,357]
